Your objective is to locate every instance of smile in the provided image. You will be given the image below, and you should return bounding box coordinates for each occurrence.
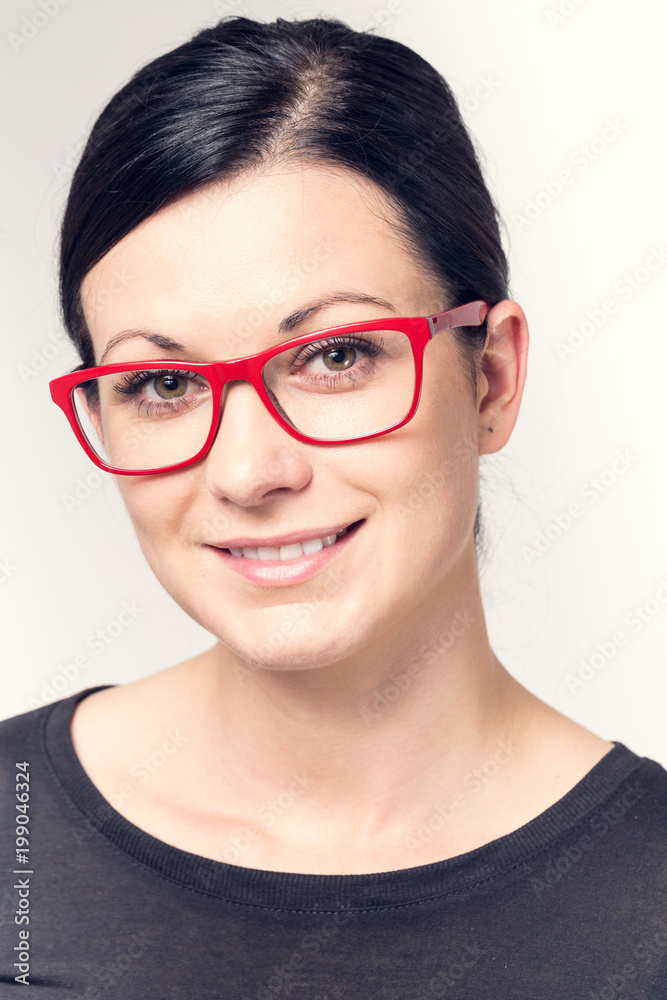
[208,519,365,587]
[227,525,352,561]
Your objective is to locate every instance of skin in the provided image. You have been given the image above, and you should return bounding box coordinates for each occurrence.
[70,161,613,875]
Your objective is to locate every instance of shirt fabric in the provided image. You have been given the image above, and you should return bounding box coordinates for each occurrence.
[1,683,667,999]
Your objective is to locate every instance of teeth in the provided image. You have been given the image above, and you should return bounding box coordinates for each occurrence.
[257,547,280,560]
[228,525,351,561]
[279,543,304,561]
[301,537,323,556]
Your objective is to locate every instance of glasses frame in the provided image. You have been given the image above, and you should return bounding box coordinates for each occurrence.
[49,299,491,476]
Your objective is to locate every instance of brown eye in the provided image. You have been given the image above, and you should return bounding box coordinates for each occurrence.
[154,374,188,399]
[323,347,356,371]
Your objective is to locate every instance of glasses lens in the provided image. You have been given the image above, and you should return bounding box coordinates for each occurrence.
[71,367,214,472]
[261,328,416,440]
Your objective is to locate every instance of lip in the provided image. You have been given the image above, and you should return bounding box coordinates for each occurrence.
[206,519,365,587]
[212,521,361,549]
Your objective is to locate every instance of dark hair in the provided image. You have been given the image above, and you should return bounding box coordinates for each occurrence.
[58,15,510,559]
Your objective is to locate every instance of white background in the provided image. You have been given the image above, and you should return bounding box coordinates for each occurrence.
[1,0,666,762]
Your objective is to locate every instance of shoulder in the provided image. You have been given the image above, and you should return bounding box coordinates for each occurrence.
[550,745,667,875]
[582,743,667,841]
[0,697,64,755]
[605,749,667,833]
[0,687,110,776]
[68,666,190,796]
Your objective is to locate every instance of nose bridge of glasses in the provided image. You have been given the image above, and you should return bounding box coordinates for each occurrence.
[209,353,261,409]
[210,352,259,381]
[211,367,295,439]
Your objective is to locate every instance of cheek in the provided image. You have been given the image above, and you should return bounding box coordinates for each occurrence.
[390,356,480,524]
[389,437,478,555]
[339,404,479,563]
[376,380,480,580]
[115,477,194,563]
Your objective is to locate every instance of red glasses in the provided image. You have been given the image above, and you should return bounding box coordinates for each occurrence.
[48,299,490,476]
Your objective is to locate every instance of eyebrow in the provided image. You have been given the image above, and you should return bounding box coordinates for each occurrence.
[98,292,396,365]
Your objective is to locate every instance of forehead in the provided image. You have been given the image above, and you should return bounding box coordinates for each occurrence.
[80,163,441,361]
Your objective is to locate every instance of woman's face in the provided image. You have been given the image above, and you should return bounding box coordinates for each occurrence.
[80,163,497,673]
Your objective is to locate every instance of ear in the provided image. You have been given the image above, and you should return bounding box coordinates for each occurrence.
[475,300,529,455]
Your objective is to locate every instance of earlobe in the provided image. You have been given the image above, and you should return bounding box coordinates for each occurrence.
[476,299,529,456]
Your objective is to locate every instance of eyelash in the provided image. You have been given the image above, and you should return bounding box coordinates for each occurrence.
[113,367,204,390]
[289,334,384,369]
[106,333,384,409]
[111,369,206,415]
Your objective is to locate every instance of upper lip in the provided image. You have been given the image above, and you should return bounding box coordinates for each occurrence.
[208,520,363,550]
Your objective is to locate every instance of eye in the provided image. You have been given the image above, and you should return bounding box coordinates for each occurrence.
[150,373,191,399]
[110,368,208,401]
[289,335,384,374]
[317,345,358,372]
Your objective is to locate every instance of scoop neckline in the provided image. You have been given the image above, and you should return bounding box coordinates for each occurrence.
[42,683,646,913]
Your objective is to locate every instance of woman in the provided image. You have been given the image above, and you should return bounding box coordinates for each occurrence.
[2,14,666,997]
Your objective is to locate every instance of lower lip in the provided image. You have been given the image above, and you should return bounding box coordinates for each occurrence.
[207,520,365,587]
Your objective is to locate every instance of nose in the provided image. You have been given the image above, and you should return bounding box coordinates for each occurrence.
[202,378,312,506]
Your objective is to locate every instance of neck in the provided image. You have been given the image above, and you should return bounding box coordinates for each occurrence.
[165,559,535,836]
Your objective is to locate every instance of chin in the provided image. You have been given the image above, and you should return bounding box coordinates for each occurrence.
[225,630,361,678]
[192,597,372,675]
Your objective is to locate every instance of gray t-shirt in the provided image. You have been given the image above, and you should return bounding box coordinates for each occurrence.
[1,683,667,998]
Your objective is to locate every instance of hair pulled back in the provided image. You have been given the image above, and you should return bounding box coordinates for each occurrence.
[58,14,510,555]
